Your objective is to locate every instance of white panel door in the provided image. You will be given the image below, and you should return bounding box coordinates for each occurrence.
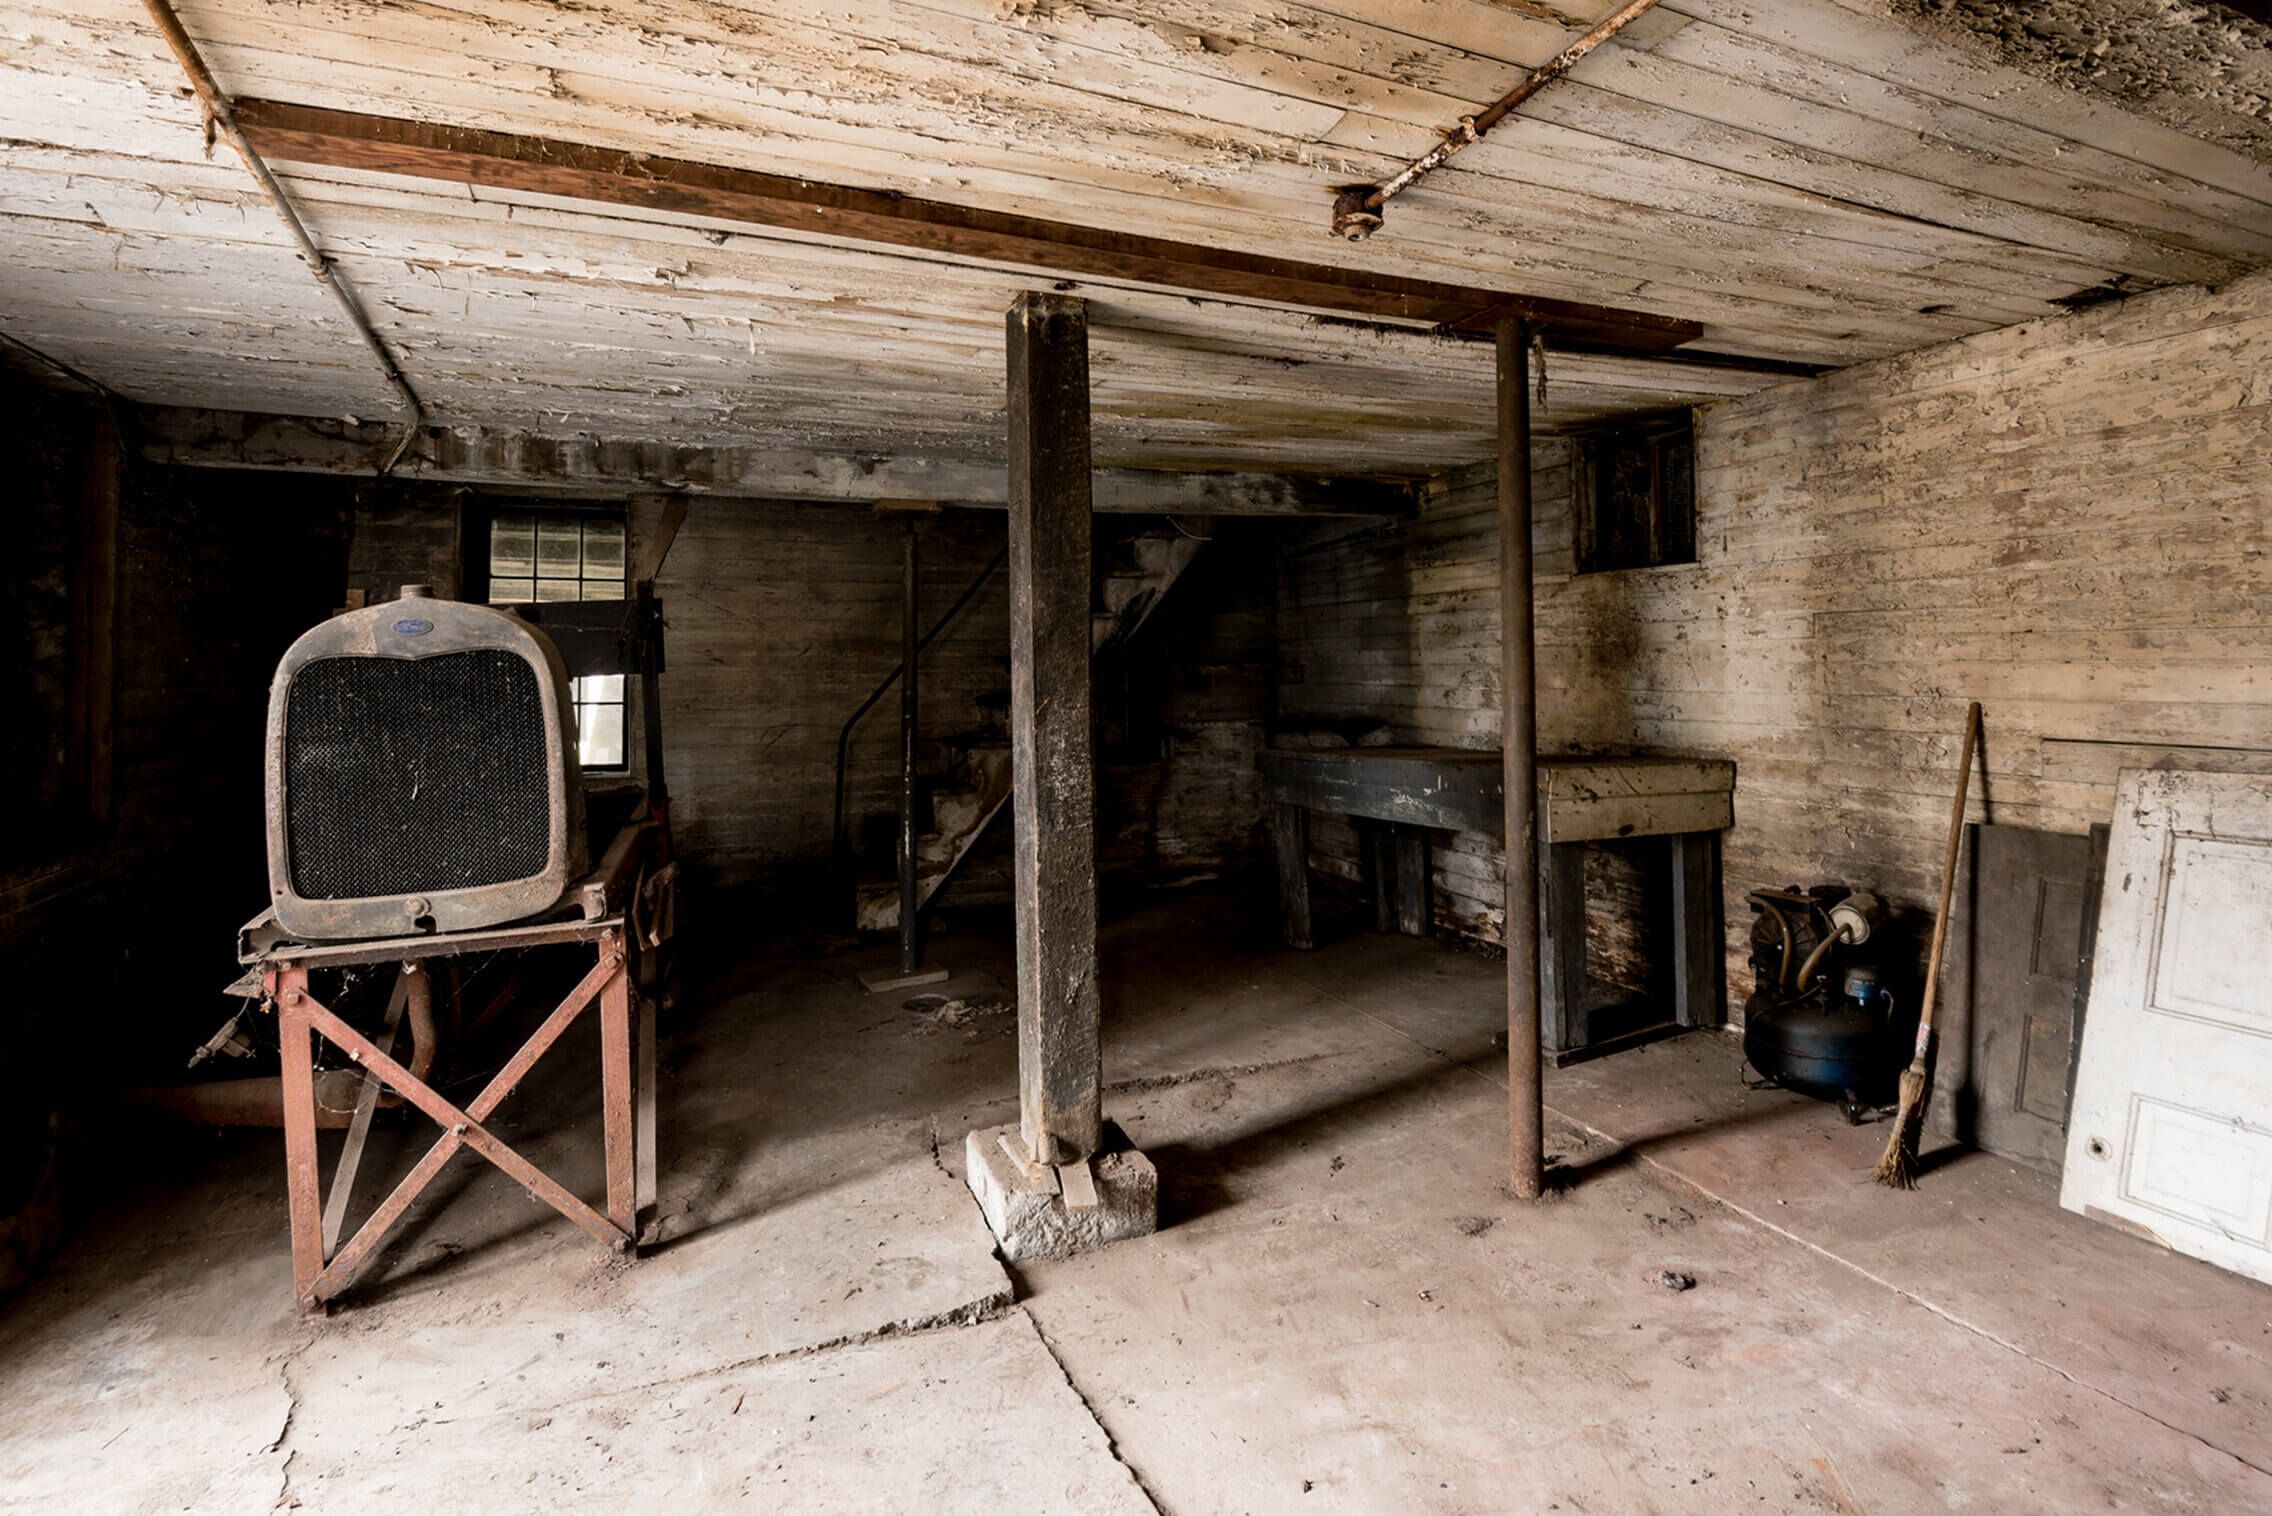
[2060,769,2272,1285]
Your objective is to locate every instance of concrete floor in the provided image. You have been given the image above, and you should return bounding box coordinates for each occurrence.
[3,885,2268,1513]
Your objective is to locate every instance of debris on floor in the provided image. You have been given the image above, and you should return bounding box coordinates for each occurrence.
[903,994,1014,1036]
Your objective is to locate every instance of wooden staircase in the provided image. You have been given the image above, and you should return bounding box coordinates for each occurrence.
[855,525,1205,932]
[854,738,1012,931]
[1093,528,1204,652]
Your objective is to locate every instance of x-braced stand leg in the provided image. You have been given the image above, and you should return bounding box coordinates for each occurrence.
[272,927,640,1318]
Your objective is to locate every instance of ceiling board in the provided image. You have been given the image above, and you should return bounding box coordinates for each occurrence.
[2,0,2268,477]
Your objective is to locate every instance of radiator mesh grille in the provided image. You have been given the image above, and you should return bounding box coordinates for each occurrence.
[284,650,552,901]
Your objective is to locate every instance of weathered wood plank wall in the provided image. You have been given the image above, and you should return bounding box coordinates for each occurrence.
[1097,529,1273,882]
[663,503,1272,897]
[619,501,1012,897]
[342,494,1015,894]
[347,496,461,604]
[1278,268,2272,1014]
[1,395,353,1072]
[344,495,1268,902]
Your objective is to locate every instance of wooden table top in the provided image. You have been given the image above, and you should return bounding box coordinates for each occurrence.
[1259,746,1734,841]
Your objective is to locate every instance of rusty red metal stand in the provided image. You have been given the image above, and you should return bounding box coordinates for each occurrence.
[253,900,656,1317]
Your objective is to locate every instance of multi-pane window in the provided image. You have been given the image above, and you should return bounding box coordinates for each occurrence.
[487,513,628,770]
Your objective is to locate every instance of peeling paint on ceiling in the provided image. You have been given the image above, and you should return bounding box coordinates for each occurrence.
[1893,0,2272,157]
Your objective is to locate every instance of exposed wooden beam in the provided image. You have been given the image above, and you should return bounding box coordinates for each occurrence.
[231,99,1704,359]
[134,406,1422,517]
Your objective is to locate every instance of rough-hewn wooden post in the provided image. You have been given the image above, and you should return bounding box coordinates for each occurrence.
[1499,316,1544,1200]
[1007,292,1102,1166]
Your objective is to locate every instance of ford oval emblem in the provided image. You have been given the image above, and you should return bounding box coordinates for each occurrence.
[391,618,434,636]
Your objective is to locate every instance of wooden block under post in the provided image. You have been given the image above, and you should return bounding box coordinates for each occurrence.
[998,1131,1061,1193]
[1057,1160,1100,1211]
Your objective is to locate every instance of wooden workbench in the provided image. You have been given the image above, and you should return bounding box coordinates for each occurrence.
[1259,748,1734,1062]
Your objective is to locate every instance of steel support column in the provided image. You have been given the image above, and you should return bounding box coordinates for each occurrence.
[898,518,923,975]
[1498,316,1544,1200]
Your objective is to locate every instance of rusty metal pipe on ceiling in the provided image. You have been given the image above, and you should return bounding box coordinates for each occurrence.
[1334,0,1667,240]
[135,0,426,437]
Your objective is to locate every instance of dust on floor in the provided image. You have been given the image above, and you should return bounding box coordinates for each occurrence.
[0,890,2264,1512]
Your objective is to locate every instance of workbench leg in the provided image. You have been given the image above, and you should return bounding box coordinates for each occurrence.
[274,967,327,1316]
[1538,842,1588,1058]
[599,935,637,1251]
[1360,821,1394,934]
[1671,831,1724,1029]
[1273,802,1314,951]
[1392,825,1432,937]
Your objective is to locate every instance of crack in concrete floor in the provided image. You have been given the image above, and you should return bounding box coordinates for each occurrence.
[918,1095,1171,1512]
[864,919,2272,1512]
[263,1339,310,1512]
[1283,960,2272,1490]
[1563,1124,2272,1487]
[1017,1305,1171,1516]
[8,894,2264,1512]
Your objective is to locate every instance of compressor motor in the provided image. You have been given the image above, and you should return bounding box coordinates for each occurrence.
[1741,884,1895,1123]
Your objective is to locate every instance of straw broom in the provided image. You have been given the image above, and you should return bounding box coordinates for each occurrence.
[1875,700,1982,1190]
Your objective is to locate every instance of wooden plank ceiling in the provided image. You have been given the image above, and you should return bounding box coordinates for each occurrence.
[3,0,2269,478]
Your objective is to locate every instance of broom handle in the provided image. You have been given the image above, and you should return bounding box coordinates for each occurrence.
[1914,702,1982,1040]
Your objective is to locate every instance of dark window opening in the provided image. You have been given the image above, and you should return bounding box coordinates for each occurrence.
[1573,410,1697,574]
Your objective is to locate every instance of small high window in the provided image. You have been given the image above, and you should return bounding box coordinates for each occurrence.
[487,512,628,770]
[1573,410,1697,574]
